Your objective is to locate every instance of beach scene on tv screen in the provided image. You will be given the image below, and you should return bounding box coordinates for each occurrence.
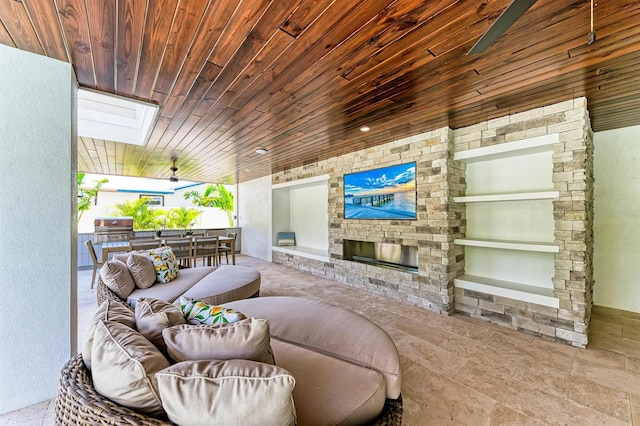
[344,162,416,219]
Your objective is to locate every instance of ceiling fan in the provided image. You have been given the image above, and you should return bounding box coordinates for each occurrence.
[468,0,597,55]
[467,0,538,55]
[169,157,179,182]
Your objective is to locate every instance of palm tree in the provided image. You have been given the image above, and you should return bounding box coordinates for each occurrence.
[167,206,202,229]
[113,198,166,230]
[184,184,234,226]
[77,172,108,222]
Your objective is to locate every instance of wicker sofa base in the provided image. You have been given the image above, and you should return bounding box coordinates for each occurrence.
[55,354,402,425]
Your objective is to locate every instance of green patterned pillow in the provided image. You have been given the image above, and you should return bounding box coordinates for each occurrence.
[180,297,247,325]
[148,247,179,283]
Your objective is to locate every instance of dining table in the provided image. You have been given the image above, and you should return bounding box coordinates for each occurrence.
[101,236,236,265]
[100,241,130,262]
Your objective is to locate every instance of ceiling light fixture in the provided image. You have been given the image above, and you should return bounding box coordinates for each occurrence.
[360,126,371,132]
[169,158,179,182]
[255,148,268,154]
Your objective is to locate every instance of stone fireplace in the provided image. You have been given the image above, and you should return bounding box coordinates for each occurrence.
[271,97,593,348]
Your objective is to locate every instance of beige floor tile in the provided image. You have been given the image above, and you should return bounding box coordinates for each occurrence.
[626,354,640,377]
[454,361,627,425]
[437,334,523,376]
[592,305,623,318]
[387,316,452,346]
[402,363,495,426]
[622,326,640,343]
[630,395,640,426]
[513,359,632,423]
[589,331,640,357]
[0,400,52,426]
[591,318,624,337]
[395,336,468,377]
[428,314,497,344]
[456,314,537,345]
[401,394,429,426]
[620,310,640,321]
[571,356,640,398]
[575,345,627,371]
[483,403,543,426]
[488,332,575,373]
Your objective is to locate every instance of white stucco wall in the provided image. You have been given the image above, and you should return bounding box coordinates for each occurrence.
[290,184,329,250]
[594,125,640,313]
[0,45,76,413]
[238,176,272,261]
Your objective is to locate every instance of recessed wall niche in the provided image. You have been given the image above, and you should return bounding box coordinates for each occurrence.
[271,174,329,261]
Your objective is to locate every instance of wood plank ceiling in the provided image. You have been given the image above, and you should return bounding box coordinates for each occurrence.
[1,0,639,184]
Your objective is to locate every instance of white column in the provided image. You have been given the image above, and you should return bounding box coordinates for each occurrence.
[238,175,273,260]
[0,45,77,414]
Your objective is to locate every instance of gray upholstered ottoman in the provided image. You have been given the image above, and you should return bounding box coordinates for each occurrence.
[179,265,261,305]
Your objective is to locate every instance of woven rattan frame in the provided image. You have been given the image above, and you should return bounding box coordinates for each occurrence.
[96,276,127,305]
[56,354,402,425]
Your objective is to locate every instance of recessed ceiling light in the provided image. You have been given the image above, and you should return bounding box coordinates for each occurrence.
[360,126,371,132]
[255,148,268,154]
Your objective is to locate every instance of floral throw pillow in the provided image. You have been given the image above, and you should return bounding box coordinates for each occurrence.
[148,247,179,283]
[180,297,247,325]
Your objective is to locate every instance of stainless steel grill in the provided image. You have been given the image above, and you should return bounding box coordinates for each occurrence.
[94,217,134,244]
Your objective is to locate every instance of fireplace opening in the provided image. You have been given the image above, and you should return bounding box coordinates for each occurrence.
[343,239,418,273]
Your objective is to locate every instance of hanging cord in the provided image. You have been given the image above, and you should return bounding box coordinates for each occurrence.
[588,0,597,44]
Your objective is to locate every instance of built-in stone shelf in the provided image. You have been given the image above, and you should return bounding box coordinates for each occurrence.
[454,274,559,308]
[453,133,558,163]
[454,238,559,253]
[453,191,559,203]
[271,246,330,262]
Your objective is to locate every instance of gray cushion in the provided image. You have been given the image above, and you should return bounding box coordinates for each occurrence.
[271,339,385,426]
[225,296,401,399]
[156,359,296,426]
[163,318,275,365]
[91,321,169,417]
[100,259,136,299]
[180,265,260,305]
[126,267,215,306]
[82,299,136,370]
[135,298,186,353]
[127,253,156,289]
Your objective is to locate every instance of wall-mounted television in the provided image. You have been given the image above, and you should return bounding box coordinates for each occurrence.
[344,162,417,220]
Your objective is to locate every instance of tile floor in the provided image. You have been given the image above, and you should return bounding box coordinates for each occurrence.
[2,255,639,425]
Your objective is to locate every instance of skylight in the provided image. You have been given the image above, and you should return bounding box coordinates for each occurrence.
[77,88,159,146]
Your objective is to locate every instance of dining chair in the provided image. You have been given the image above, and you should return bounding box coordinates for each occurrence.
[84,240,103,289]
[128,236,157,242]
[192,236,219,267]
[128,239,162,252]
[217,233,236,265]
[163,237,193,268]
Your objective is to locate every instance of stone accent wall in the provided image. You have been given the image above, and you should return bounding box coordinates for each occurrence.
[552,100,595,347]
[272,98,593,347]
[272,127,465,314]
[452,98,594,348]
